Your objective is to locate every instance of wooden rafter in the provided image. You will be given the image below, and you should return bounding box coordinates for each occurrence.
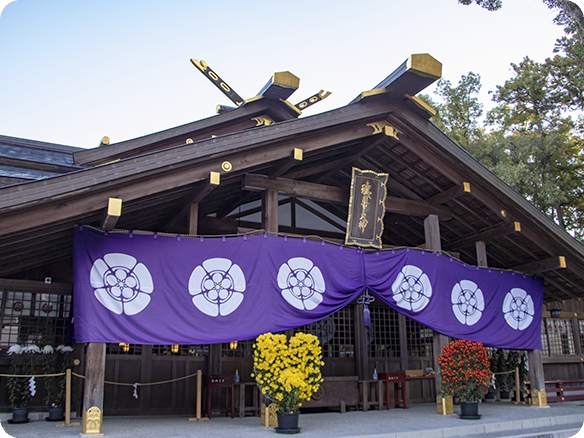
[267,148,303,180]
[444,222,521,251]
[512,256,567,275]
[101,197,122,231]
[427,183,471,206]
[160,172,220,231]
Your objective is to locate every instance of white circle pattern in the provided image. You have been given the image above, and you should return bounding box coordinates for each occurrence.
[278,257,325,310]
[451,280,484,326]
[502,288,535,330]
[391,265,432,312]
[90,253,153,316]
[188,258,246,317]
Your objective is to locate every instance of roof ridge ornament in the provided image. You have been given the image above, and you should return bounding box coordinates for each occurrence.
[190,59,244,106]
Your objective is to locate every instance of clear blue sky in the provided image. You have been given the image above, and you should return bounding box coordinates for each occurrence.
[0,0,577,149]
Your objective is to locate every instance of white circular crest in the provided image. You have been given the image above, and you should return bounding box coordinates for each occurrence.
[188,258,246,317]
[278,257,325,310]
[391,265,432,312]
[451,280,484,326]
[90,253,153,316]
[502,288,535,331]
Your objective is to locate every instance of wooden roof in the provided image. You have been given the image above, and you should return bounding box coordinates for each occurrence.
[0,54,583,304]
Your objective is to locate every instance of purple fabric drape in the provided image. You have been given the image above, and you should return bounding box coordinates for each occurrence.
[73,226,543,349]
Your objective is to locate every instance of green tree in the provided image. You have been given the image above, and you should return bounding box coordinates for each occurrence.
[433,73,484,152]
[458,0,584,45]
[486,57,584,236]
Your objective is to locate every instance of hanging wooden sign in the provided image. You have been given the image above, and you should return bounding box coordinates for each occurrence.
[345,167,388,248]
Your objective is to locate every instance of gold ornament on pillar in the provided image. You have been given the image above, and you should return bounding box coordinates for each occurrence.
[82,406,103,435]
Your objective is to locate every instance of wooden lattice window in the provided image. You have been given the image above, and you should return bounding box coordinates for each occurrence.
[543,318,575,356]
[107,343,143,355]
[579,320,584,353]
[406,318,433,358]
[541,320,550,356]
[294,306,355,358]
[368,306,400,358]
[222,339,254,357]
[151,345,209,356]
[0,290,71,348]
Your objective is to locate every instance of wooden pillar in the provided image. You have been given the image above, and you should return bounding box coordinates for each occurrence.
[262,189,279,233]
[81,342,106,435]
[527,349,547,407]
[398,312,411,401]
[189,203,221,374]
[424,214,448,396]
[188,203,198,235]
[354,304,368,380]
[475,241,488,268]
[569,299,584,379]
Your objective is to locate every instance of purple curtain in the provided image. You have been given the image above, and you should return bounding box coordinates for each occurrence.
[73,226,543,349]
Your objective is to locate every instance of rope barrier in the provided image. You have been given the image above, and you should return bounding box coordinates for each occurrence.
[0,372,65,378]
[72,371,200,387]
[1,370,200,387]
[493,370,516,375]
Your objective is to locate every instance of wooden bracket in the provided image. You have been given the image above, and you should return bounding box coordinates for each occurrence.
[444,221,520,251]
[101,198,122,231]
[427,183,471,206]
[512,256,567,275]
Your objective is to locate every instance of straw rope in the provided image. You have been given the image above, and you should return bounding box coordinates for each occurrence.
[72,371,200,387]
[0,372,65,378]
[493,370,517,375]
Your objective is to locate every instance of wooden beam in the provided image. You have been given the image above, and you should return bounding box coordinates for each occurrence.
[190,59,244,106]
[256,71,300,101]
[444,222,521,251]
[384,196,452,220]
[243,174,452,219]
[268,148,303,180]
[512,256,567,275]
[0,278,72,295]
[243,174,348,204]
[100,197,122,231]
[427,182,471,206]
[149,173,219,232]
[542,274,579,301]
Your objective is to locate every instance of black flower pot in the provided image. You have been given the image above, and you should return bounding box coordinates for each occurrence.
[459,401,481,419]
[276,412,300,434]
[10,407,29,424]
[47,406,65,421]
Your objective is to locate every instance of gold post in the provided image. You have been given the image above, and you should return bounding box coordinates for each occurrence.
[56,369,80,428]
[196,369,202,420]
[188,369,209,421]
[66,368,72,424]
[514,367,522,404]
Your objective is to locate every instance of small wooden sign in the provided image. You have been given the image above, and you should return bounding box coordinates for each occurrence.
[345,168,388,249]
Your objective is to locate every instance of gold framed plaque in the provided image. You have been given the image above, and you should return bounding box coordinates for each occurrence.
[345,167,388,248]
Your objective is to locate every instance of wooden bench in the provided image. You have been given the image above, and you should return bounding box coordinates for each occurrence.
[302,376,359,413]
[527,379,584,403]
